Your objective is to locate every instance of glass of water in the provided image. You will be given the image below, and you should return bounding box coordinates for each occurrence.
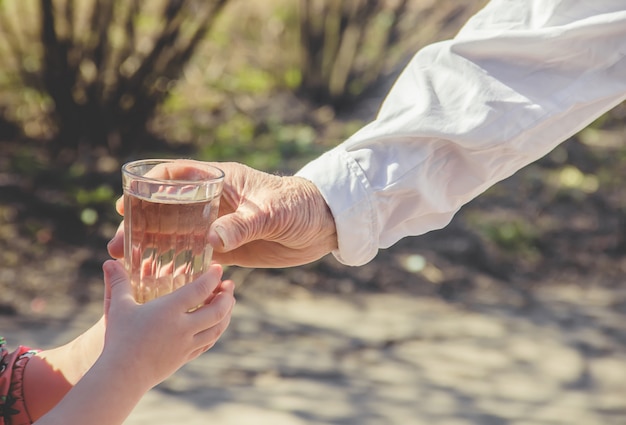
[121,159,224,303]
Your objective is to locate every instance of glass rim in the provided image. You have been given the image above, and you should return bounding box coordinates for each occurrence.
[121,159,225,185]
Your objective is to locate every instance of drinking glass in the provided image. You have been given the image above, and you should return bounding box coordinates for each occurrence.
[121,159,224,303]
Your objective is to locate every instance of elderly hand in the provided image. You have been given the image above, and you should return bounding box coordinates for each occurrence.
[108,160,337,268]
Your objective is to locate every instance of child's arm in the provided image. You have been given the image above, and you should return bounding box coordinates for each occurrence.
[21,317,105,420]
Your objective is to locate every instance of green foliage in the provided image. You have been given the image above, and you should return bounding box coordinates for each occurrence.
[80,208,99,226]
[9,146,47,177]
[220,68,277,94]
[195,111,322,172]
[74,185,116,207]
[548,165,599,196]
[283,67,302,89]
[214,115,256,145]
[0,0,232,163]
[475,218,540,257]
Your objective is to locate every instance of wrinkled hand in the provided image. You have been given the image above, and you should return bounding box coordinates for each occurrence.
[101,259,235,389]
[108,160,338,268]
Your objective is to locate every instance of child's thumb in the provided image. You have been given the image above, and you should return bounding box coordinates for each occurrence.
[102,260,133,312]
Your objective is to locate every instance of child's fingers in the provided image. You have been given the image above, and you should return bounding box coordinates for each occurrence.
[102,259,135,311]
[191,304,234,353]
[214,279,235,298]
[115,196,124,215]
[169,264,223,311]
[202,278,235,305]
[102,262,113,315]
[189,288,235,335]
[107,222,125,260]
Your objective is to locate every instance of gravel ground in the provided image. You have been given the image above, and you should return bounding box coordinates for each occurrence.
[1,268,625,425]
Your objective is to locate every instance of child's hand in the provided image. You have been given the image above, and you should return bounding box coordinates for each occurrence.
[101,260,235,390]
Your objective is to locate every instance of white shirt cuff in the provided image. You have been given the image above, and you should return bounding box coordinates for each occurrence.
[296,148,378,266]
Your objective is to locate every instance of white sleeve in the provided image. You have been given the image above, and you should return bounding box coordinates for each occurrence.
[296,0,626,266]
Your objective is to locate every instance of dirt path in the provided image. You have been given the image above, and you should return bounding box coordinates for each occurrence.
[2,279,625,425]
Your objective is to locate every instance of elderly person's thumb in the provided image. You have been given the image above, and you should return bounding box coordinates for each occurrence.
[208,212,256,252]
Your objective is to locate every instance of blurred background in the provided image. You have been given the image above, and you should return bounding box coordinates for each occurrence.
[1,1,625,424]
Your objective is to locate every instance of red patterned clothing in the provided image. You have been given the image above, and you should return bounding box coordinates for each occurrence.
[0,337,38,425]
